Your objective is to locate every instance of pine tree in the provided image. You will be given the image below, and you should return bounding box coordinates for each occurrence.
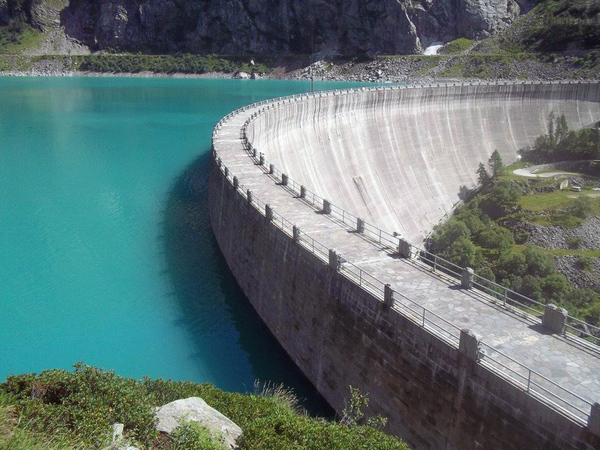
[488,150,504,178]
[477,162,491,187]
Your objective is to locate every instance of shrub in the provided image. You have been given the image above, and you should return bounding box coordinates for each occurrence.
[569,196,594,219]
[170,421,228,450]
[576,255,595,271]
[566,236,584,249]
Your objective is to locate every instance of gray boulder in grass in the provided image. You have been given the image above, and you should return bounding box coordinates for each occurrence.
[155,397,242,449]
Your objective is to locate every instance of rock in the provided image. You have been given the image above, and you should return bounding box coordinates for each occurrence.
[155,397,242,449]
[112,423,124,443]
[59,0,528,56]
[234,71,250,79]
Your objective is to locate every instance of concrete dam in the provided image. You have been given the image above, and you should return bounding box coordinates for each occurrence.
[208,82,600,449]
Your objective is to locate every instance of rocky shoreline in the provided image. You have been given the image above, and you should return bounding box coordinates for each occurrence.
[2,53,598,84]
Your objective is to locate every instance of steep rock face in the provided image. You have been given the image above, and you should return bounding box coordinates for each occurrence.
[59,0,528,55]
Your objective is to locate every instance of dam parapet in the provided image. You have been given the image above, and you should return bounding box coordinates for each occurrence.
[210,82,600,449]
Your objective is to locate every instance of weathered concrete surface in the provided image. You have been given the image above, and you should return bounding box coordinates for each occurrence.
[248,83,600,244]
[210,83,600,449]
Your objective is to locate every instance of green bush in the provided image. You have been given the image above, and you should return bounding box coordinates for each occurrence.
[170,421,228,450]
[569,196,594,219]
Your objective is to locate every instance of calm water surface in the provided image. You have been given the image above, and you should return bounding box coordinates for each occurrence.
[0,77,368,412]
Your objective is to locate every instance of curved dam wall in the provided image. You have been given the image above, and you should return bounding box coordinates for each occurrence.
[247,83,600,244]
[209,83,600,449]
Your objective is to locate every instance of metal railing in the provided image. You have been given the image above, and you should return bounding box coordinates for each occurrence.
[212,81,599,426]
[235,84,600,349]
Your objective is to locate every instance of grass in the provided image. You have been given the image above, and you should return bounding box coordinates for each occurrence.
[513,245,600,258]
[439,38,474,54]
[0,27,47,55]
[518,190,600,212]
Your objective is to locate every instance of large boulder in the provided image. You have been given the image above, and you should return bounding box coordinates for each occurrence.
[155,397,242,449]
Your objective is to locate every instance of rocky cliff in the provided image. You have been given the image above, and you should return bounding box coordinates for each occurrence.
[3,0,532,55]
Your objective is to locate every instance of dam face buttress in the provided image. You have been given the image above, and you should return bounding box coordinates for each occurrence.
[209,82,600,449]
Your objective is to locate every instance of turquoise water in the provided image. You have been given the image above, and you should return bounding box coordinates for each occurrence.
[0,77,368,411]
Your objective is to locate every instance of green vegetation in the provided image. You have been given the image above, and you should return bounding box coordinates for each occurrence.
[521,113,600,163]
[0,364,408,449]
[73,54,270,75]
[427,150,600,325]
[521,0,600,52]
[438,38,474,55]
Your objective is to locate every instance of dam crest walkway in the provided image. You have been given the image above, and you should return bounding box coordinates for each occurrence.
[212,82,600,428]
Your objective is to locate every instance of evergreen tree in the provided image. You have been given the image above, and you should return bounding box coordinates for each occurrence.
[488,150,504,178]
[477,162,491,187]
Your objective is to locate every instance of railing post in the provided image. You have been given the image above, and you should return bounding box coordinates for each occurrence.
[281,173,288,186]
[292,225,300,243]
[459,329,483,362]
[265,204,274,222]
[357,218,365,234]
[323,199,332,214]
[398,239,412,259]
[384,284,394,307]
[252,147,257,158]
[233,176,239,189]
[259,153,265,165]
[247,189,252,204]
[461,267,474,289]
[588,403,600,437]
[542,304,568,334]
[224,167,229,178]
[299,185,307,199]
[269,164,274,174]
[329,249,340,271]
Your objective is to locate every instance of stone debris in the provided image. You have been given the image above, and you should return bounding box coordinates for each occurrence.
[155,397,242,449]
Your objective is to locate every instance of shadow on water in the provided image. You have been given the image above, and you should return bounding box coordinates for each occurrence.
[162,151,333,417]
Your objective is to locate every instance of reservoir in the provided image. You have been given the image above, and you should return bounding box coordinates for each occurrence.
[0,77,364,411]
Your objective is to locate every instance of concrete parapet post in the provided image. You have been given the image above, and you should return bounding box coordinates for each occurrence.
[259,153,265,165]
[292,225,300,243]
[542,304,568,334]
[329,249,340,271]
[281,173,289,186]
[398,239,412,259]
[323,199,332,214]
[300,186,307,199]
[252,147,257,157]
[269,164,274,174]
[216,157,222,167]
[247,190,252,204]
[265,204,274,222]
[588,403,600,437]
[461,267,474,289]
[357,218,365,234]
[384,284,394,307]
[224,167,229,177]
[233,176,239,189]
[459,329,482,362]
